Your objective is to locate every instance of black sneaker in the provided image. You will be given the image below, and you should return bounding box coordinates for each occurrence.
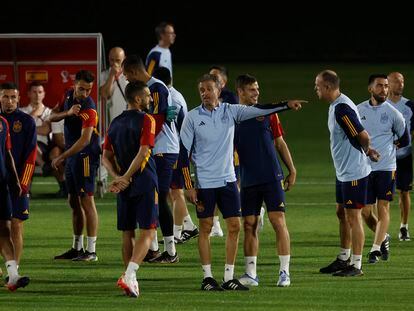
[367,250,381,264]
[221,279,249,291]
[319,257,349,273]
[54,248,84,260]
[181,228,199,242]
[399,227,411,241]
[332,265,363,277]
[72,251,98,262]
[380,233,390,261]
[201,277,224,291]
[6,276,30,292]
[148,251,179,263]
[143,249,161,262]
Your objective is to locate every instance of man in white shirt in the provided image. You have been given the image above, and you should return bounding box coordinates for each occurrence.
[100,47,128,122]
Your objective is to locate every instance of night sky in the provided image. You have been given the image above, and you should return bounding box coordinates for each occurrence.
[2,1,414,63]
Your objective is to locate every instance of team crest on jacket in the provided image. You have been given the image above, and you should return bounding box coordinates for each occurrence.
[380,113,388,124]
[256,116,265,121]
[196,201,205,213]
[13,120,22,133]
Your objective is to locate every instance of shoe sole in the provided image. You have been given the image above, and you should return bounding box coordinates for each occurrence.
[117,279,139,298]
[277,283,291,287]
[239,280,259,287]
[332,272,364,277]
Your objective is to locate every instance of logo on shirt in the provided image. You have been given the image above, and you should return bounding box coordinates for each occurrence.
[361,116,366,120]
[12,121,22,133]
[256,116,265,121]
[198,121,206,126]
[380,113,389,124]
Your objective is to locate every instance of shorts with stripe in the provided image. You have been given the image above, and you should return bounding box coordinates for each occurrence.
[336,175,368,209]
[117,185,159,231]
[241,180,286,216]
[367,170,395,204]
[196,181,241,219]
[65,153,99,197]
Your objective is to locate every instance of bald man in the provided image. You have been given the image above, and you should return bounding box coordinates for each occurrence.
[387,72,414,241]
[100,47,128,122]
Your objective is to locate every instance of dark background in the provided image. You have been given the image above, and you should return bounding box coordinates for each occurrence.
[1,1,413,63]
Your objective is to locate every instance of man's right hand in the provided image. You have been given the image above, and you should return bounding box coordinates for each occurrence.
[67,104,81,117]
[185,188,198,204]
[287,100,308,111]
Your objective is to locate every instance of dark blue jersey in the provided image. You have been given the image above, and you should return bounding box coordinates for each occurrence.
[220,88,238,105]
[104,111,158,197]
[1,109,37,193]
[0,116,11,182]
[235,113,284,188]
[61,89,100,158]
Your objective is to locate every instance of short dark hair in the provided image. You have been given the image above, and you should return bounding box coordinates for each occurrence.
[235,74,257,90]
[153,67,172,86]
[155,22,174,40]
[75,70,95,83]
[28,81,44,90]
[125,81,148,104]
[198,74,220,89]
[0,82,18,91]
[318,70,340,89]
[368,74,388,85]
[209,65,228,79]
[122,54,145,72]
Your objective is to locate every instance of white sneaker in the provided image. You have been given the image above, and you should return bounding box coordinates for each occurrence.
[259,207,265,231]
[117,274,139,298]
[210,224,224,237]
[277,270,290,287]
[239,273,259,286]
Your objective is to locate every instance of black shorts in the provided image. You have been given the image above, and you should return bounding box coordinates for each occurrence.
[336,175,369,209]
[396,154,413,191]
[367,171,396,204]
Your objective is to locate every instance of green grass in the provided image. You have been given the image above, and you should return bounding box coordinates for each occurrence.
[1,63,414,310]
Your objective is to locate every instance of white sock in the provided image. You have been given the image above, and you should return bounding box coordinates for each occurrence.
[126,261,139,279]
[279,255,290,275]
[224,264,234,282]
[370,244,381,252]
[164,236,176,256]
[245,256,257,278]
[150,234,158,251]
[72,235,84,251]
[5,260,18,283]
[213,216,220,227]
[351,255,362,269]
[86,236,97,253]
[183,214,196,231]
[337,248,351,261]
[173,225,183,240]
[202,264,213,279]
[401,223,408,229]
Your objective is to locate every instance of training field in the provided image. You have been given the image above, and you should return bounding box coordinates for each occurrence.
[1,63,414,310]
